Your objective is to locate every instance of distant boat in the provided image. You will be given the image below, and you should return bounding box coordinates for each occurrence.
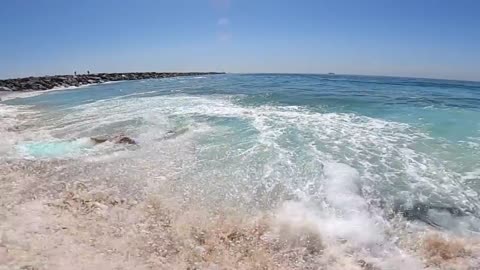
[328,72,336,75]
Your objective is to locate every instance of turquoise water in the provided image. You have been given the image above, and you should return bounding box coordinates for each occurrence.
[1,74,480,266]
[3,74,480,202]
[6,74,480,140]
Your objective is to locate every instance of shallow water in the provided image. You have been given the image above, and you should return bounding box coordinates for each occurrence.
[1,74,479,269]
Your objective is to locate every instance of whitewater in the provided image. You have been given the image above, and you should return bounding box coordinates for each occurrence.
[1,74,479,269]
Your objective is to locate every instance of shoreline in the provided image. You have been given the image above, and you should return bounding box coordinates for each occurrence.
[0,72,225,92]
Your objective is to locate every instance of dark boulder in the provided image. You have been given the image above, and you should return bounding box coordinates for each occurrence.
[90,134,137,145]
[392,202,477,229]
[113,135,137,145]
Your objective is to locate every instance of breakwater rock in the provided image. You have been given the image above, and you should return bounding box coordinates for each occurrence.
[0,72,224,92]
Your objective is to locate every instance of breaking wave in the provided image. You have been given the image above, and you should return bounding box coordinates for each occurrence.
[1,75,479,269]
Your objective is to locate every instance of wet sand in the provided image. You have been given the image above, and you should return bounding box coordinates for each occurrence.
[1,159,479,270]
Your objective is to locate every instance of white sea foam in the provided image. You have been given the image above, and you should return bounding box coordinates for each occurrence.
[12,94,477,208]
[2,92,480,269]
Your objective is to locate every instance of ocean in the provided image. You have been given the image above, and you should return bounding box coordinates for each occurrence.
[1,74,479,269]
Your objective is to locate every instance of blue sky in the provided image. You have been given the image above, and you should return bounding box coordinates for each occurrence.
[1,0,479,81]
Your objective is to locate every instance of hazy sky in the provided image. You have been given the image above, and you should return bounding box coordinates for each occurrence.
[1,0,479,81]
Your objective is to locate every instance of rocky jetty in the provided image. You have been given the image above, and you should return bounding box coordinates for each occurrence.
[0,72,224,92]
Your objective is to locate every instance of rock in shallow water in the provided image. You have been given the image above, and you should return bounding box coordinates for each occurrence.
[113,135,137,145]
[90,134,137,145]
